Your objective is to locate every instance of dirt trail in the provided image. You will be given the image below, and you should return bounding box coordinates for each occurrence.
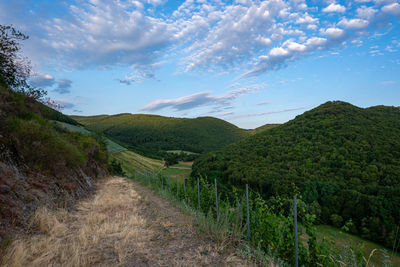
[1,177,249,266]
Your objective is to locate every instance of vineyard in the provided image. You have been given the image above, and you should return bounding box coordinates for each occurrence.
[131,170,398,266]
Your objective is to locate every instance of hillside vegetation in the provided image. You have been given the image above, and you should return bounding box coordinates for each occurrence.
[72,114,250,157]
[53,121,163,175]
[248,123,281,134]
[192,101,400,248]
[0,81,109,244]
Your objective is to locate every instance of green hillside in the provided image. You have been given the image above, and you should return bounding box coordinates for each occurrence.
[52,121,162,173]
[248,123,281,134]
[72,114,250,157]
[192,101,400,248]
[53,121,126,153]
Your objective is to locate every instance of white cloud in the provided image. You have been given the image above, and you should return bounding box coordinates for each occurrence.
[382,3,400,16]
[306,37,328,47]
[227,106,309,119]
[54,79,72,94]
[36,0,173,76]
[255,36,273,46]
[29,74,55,88]
[29,73,72,94]
[380,80,396,85]
[322,3,346,13]
[356,6,377,19]
[338,18,369,30]
[257,101,272,105]
[269,47,290,57]
[214,111,234,117]
[324,27,345,39]
[284,40,307,51]
[2,0,400,81]
[181,0,287,72]
[296,13,318,24]
[140,84,263,112]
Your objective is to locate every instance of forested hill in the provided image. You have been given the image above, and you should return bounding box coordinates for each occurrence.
[192,101,400,248]
[72,114,250,156]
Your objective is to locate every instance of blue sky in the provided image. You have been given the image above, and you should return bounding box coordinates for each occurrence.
[1,0,399,128]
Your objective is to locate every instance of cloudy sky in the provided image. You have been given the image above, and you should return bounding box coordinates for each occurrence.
[1,0,399,128]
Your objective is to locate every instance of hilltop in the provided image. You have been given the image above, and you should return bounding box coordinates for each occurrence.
[192,101,400,248]
[72,114,250,157]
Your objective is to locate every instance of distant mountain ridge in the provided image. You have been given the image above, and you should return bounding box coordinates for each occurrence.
[72,114,255,157]
[192,101,400,248]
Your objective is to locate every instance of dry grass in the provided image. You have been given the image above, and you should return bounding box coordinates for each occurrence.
[1,177,250,266]
[1,177,153,266]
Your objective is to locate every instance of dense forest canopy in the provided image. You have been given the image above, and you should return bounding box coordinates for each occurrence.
[72,114,251,157]
[192,101,400,248]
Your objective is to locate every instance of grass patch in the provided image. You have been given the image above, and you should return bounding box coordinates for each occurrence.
[316,225,399,266]
[128,173,278,266]
[53,121,126,153]
[161,167,191,178]
[110,150,163,177]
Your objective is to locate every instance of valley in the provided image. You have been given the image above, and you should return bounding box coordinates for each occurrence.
[61,101,400,265]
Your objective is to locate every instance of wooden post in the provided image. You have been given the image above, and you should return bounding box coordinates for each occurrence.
[183,175,187,202]
[197,177,200,212]
[215,178,219,220]
[246,184,250,241]
[294,195,298,267]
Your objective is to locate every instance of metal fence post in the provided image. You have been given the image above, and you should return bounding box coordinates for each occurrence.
[215,178,219,220]
[168,173,170,191]
[197,177,200,212]
[183,175,187,202]
[246,184,250,241]
[161,172,164,188]
[294,195,298,267]
[176,175,179,197]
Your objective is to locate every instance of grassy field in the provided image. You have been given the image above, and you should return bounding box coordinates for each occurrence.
[110,150,163,177]
[161,168,191,179]
[105,139,126,153]
[316,225,400,266]
[53,121,90,134]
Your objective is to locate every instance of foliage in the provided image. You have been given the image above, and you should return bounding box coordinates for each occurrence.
[108,159,125,176]
[131,171,373,266]
[0,80,108,174]
[0,24,48,102]
[0,24,30,91]
[164,152,179,167]
[192,101,400,249]
[248,123,281,134]
[72,114,250,158]
[40,105,81,126]
[162,150,198,164]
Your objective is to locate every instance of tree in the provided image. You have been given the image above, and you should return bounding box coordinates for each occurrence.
[0,24,46,99]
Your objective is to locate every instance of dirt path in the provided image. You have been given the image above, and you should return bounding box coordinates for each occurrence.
[1,177,249,266]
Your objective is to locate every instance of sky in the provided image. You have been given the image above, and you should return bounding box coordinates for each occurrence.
[1,0,399,129]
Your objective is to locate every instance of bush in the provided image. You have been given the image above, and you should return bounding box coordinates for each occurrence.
[109,159,125,176]
[330,214,343,228]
